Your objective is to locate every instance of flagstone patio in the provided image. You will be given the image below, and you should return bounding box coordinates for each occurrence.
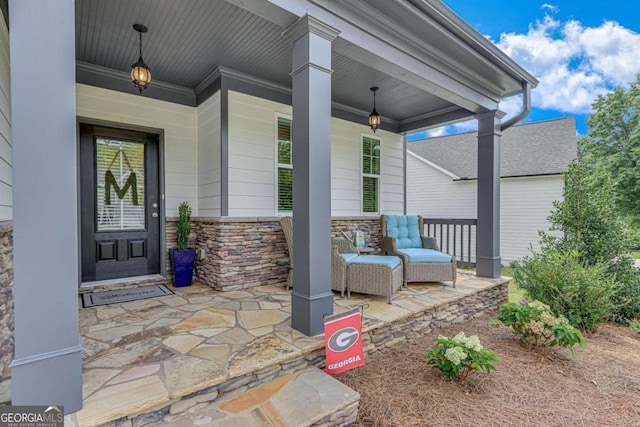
[62,271,508,426]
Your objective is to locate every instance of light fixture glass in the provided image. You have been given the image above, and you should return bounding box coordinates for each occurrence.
[368,86,381,132]
[131,24,152,94]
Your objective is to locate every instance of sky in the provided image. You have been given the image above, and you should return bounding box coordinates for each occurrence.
[407,0,640,140]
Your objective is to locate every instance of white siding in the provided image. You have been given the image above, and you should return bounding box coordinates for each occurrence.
[406,153,476,218]
[76,84,197,217]
[227,91,404,217]
[0,12,11,221]
[501,176,564,261]
[197,92,221,216]
[227,91,286,217]
[407,154,564,263]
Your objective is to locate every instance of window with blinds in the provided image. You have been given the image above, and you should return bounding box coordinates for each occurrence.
[96,138,146,230]
[277,117,293,212]
[362,136,381,214]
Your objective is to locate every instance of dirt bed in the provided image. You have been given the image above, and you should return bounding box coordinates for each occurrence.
[337,314,640,427]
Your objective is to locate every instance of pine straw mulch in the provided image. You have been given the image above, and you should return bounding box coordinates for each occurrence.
[336,313,640,427]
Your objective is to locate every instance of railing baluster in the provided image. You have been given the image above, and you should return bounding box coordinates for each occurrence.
[446,224,450,254]
[468,224,472,262]
[453,225,457,260]
[422,218,477,267]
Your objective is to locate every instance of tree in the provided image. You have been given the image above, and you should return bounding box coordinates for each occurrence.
[538,159,640,323]
[579,74,640,227]
[544,158,632,265]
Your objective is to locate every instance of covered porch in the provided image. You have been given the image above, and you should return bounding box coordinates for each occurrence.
[71,271,507,426]
[7,0,536,414]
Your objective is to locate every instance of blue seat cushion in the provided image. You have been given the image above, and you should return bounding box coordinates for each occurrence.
[339,253,359,263]
[397,248,452,263]
[385,215,422,248]
[347,255,401,269]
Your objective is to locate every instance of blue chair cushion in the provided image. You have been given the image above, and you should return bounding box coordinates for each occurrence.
[397,248,452,263]
[339,253,359,263]
[385,215,422,249]
[347,255,401,269]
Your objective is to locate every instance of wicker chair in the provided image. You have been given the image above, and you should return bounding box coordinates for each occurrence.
[332,237,403,303]
[331,238,358,298]
[279,216,294,290]
[381,214,456,287]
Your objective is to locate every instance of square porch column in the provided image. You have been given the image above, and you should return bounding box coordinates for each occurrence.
[475,110,505,278]
[286,16,340,336]
[9,0,82,413]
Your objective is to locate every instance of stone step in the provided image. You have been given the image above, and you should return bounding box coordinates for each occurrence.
[152,367,360,426]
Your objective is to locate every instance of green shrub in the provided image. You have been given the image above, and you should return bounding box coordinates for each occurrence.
[630,320,640,334]
[539,159,639,323]
[512,249,615,331]
[492,301,586,353]
[425,332,497,381]
[177,201,192,250]
[609,261,640,323]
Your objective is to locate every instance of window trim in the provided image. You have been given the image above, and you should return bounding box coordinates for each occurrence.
[275,113,293,216]
[360,133,381,216]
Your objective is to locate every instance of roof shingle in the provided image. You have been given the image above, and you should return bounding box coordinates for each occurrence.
[407,117,577,179]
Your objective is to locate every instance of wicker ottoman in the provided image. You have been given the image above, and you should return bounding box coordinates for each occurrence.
[346,255,403,303]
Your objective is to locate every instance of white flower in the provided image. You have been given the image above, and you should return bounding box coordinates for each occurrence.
[444,346,467,365]
[463,335,484,352]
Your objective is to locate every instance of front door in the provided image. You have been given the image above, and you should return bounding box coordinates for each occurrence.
[80,124,161,282]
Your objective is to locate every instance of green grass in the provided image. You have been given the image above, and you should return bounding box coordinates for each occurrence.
[501,267,527,303]
[631,251,640,260]
[464,265,526,302]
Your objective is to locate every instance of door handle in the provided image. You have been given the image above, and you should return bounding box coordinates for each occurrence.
[152,212,158,218]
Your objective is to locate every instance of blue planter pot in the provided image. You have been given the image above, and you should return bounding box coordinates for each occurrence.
[170,248,195,287]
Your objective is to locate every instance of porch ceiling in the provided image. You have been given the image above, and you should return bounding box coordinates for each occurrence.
[75,0,536,131]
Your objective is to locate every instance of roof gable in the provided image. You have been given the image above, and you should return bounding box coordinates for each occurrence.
[407,117,577,179]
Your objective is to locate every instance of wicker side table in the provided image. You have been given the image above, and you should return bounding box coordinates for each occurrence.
[346,256,403,303]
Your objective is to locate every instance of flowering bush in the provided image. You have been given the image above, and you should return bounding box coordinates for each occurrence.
[492,300,586,354]
[425,332,497,380]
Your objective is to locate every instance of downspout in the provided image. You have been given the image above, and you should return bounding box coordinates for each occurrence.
[501,81,531,131]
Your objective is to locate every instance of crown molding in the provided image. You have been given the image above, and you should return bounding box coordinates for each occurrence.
[76,61,196,106]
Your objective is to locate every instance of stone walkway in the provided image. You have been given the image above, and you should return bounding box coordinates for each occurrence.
[55,271,508,426]
[154,366,360,426]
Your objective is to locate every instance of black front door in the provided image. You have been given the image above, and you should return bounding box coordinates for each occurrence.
[80,124,161,282]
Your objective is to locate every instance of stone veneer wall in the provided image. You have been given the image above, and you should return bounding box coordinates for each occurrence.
[0,222,13,387]
[331,216,382,250]
[193,218,289,291]
[102,282,507,427]
[191,216,383,291]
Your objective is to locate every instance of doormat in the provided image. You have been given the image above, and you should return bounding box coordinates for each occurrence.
[82,284,174,308]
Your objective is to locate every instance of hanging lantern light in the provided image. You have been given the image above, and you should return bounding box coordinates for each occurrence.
[368,86,381,132]
[130,24,152,94]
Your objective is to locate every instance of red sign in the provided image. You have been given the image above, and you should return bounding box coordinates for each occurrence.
[324,310,365,374]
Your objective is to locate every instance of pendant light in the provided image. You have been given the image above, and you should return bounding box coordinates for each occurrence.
[368,86,381,132]
[130,24,152,94]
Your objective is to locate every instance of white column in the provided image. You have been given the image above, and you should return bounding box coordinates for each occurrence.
[286,16,339,336]
[475,110,505,278]
[9,0,82,412]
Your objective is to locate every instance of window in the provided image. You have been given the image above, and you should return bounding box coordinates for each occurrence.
[277,117,293,212]
[362,135,380,214]
[96,138,146,230]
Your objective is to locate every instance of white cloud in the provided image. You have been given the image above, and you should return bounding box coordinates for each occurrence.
[426,119,477,137]
[426,126,447,137]
[541,4,559,13]
[496,16,640,114]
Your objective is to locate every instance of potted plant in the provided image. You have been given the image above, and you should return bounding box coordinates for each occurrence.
[170,201,195,287]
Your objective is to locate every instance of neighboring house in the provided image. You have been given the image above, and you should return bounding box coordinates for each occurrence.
[0,0,538,412]
[407,117,577,264]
